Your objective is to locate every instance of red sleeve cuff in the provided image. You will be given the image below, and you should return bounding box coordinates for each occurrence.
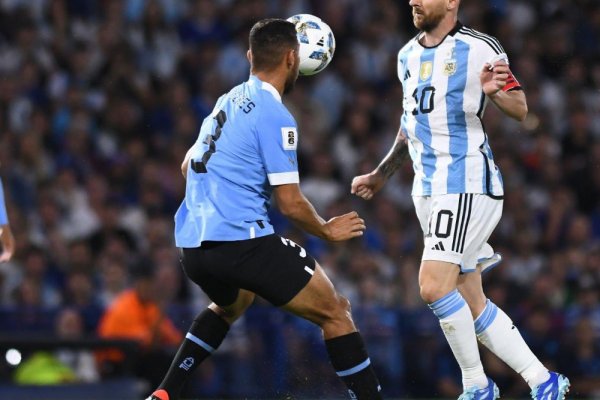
[502,70,521,92]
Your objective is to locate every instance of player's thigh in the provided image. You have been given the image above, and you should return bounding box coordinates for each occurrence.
[281,262,350,327]
[180,246,241,307]
[233,234,317,307]
[459,195,503,271]
[420,193,502,273]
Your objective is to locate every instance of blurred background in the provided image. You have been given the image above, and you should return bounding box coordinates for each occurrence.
[0,0,599,399]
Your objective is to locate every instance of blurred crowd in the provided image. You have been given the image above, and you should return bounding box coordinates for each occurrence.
[0,0,599,398]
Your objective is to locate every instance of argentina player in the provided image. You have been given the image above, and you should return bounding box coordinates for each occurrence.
[352,0,569,399]
[146,19,382,400]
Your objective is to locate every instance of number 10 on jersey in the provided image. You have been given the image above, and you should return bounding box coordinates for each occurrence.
[412,86,436,115]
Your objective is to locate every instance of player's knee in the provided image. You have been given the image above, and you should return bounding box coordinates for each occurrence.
[337,295,352,317]
[420,283,449,305]
[321,294,352,325]
[209,293,254,322]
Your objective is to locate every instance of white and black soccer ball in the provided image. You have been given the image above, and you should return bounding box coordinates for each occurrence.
[287,14,336,76]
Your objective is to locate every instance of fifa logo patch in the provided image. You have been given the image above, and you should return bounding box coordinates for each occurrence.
[281,127,298,150]
[419,61,433,81]
[179,356,195,371]
[443,47,457,76]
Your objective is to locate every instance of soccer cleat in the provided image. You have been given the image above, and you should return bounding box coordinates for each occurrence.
[531,372,570,400]
[478,252,502,275]
[458,378,500,400]
[145,389,170,400]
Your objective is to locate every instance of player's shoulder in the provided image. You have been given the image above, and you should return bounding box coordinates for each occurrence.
[251,89,296,130]
[398,34,420,58]
[455,24,505,55]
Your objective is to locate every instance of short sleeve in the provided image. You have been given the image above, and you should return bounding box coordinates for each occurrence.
[0,178,8,225]
[256,105,299,186]
[477,36,522,92]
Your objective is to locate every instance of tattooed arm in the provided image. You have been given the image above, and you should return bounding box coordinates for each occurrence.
[351,128,410,200]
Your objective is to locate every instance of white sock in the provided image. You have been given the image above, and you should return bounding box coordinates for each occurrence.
[430,289,488,390]
[475,299,550,388]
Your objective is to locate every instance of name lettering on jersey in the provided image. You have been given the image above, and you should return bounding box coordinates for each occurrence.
[419,61,433,81]
[230,87,256,114]
[281,127,298,151]
[443,47,457,76]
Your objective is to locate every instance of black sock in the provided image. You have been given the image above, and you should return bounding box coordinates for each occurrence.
[157,309,229,399]
[325,332,383,400]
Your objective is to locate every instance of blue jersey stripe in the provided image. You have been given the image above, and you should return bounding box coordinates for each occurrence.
[446,40,470,193]
[414,49,436,195]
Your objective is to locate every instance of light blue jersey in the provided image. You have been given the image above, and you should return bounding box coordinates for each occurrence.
[0,178,8,226]
[175,75,300,247]
[398,23,507,197]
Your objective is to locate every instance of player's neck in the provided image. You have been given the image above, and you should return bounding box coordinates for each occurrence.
[420,15,458,47]
[252,70,285,96]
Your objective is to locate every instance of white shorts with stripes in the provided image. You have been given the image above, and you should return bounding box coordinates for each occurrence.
[413,194,503,273]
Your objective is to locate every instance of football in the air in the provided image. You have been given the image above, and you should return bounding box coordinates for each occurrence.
[287,14,336,76]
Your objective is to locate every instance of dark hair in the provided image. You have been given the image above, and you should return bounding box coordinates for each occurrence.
[249,18,298,71]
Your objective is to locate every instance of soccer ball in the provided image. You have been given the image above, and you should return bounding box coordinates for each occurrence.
[287,14,336,76]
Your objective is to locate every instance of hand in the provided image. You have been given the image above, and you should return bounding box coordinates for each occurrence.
[351,171,386,200]
[0,225,15,263]
[323,211,365,241]
[480,61,510,96]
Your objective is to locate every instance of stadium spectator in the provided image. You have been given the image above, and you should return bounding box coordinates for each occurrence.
[97,261,182,388]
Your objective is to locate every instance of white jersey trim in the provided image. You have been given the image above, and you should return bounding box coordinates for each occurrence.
[268,171,299,185]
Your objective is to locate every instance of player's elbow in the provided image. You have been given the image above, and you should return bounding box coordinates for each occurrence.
[181,160,188,178]
[515,104,528,122]
[277,199,299,218]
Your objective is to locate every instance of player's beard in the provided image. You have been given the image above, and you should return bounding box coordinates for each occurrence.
[412,4,446,32]
[283,59,300,94]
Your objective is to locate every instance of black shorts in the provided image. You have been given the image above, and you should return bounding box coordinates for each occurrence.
[180,234,317,307]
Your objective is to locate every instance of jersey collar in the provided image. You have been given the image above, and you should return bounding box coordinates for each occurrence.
[417,21,463,49]
[249,75,282,103]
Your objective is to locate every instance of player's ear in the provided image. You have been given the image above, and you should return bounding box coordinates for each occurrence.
[247,49,252,63]
[447,0,459,11]
[285,48,296,69]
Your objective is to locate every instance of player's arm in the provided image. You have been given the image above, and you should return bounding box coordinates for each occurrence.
[0,225,15,263]
[480,61,528,121]
[0,179,14,263]
[351,127,410,200]
[273,184,365,241]
[180,146,195,178]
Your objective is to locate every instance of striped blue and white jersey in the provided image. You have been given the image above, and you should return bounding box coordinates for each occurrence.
[174,75,300,247]
[398,23,509,197]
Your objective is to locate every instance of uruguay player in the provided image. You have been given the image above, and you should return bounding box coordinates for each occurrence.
[146,19,382,400]
[351,0,569,399]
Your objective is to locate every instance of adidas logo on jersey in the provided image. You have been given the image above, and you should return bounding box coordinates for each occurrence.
[431,242,445,251]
